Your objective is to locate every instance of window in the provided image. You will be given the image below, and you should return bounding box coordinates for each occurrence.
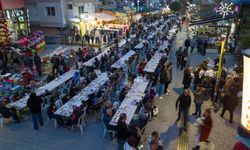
[78,6,84,14]
[46,7,56,16]
[67,4,73,10]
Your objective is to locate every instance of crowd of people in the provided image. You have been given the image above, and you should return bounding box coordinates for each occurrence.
[0,9,245,150]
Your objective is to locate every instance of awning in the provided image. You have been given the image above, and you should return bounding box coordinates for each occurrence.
[94,13,116,21]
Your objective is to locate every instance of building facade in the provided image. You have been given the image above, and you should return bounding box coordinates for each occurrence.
[24,0,96,28]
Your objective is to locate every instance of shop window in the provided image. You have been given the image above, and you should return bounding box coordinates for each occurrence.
[46,7,56,16]
[78,6,84,15]
[67,4,73,10]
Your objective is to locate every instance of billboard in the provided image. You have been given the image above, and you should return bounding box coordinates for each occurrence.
[0,0,24,10]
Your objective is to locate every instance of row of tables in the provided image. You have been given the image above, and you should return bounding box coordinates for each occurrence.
[9,70,78,110]
[55,73,109,117]
[111,50,135,69]
[144,52,163,73]
[109,77,149,126]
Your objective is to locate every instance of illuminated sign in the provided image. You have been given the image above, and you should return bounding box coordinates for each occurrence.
[242,49,250,132]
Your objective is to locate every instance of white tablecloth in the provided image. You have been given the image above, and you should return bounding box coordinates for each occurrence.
[55,73,108,117]
[83,46,111,67]
[119,39,127,48]
[134,42,144,49]
[10,70,77,110]
[111,50,135,69]
[144,52,163,73]
[110,78,149,126]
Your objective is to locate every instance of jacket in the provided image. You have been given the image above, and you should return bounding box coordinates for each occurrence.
[27,95,43,113]
[182,71,192,86]
[176,94,191,108]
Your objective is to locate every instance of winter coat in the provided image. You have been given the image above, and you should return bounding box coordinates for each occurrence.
[27,95,43,113]
[34,55,42,68]
[193,89,204,104]
[200,115,212,142]
[176,94,191,109]
[182,70,192,86]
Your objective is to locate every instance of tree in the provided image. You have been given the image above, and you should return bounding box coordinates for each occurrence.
[169,2,181,12]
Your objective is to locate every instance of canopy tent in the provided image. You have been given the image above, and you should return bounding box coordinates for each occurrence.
[94,13,116,21]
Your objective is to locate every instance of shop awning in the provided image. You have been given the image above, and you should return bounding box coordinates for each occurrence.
[94,13,116,21]
[189,14,237,26]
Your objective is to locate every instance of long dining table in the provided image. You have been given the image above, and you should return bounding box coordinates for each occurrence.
[109,77,149,126]
[144,52,163,73]
[111,50,135,69]
[10,70,78,110]
[54,73,109,117]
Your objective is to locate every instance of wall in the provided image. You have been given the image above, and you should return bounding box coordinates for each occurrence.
[37,1,66,27]
[25,3,40,24]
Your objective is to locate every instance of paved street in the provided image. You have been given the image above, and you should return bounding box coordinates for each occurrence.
[0,27,240,150]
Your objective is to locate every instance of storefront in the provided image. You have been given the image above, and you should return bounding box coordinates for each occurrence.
[0,0,29,46]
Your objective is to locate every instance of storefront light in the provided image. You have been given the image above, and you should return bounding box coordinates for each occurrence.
[242,49,250,133]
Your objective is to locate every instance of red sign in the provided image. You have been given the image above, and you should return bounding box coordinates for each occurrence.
[0,0,24,10]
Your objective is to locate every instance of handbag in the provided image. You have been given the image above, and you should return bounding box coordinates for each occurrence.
[153,107,159,116]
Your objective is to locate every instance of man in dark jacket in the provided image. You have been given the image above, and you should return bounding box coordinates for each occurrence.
[34,52,42,76]
[184,37,191,49]
[117,113,129,150]
[27,92,43,130]
[176,89,191,130]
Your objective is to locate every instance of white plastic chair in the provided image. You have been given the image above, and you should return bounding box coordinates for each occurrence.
[0,113,14,127]
[55,100,63,109]
[113,102,120,111]
[42,105,57,128]
[101,115,116,139]
[0,113,3,127]
[116,90,121,102]
[71,114,85,135]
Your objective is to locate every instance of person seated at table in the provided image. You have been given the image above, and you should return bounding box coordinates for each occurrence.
[60,94,69,104]
[47,72,55,83]
[41,89,52,98]
[0,101,20,123]
[69,84,78,98]
[129,119,142,147]
[66,106,83,128]
[124,136,138,150]
[138,107,149,129]
[47,99,64,126]
[146,131,163,150]
[10,92,20,102]
[94,58,100,69]
[119,85,129,102]
[142,96,154,113]
[102,101,117,131]
[22,67,33,87]
[79,100,88,111]
[89,90,104,113]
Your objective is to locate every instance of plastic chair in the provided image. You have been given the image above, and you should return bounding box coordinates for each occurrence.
[116,90,121,102]
[113,102,120,111]
[101,115,116,139]
[55,100,63,109]
[0,113,14,127]
[42,105,57,128]
[71,114,85,135]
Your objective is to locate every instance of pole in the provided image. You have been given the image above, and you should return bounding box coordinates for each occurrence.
[217,40,225,79]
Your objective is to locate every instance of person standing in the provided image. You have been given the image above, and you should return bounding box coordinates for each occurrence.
[193,108,213,150]
[117,113,129,150]
[158,65,167,99]
[220,77,240,123]
[190,37,196,53]
[27,92,43,130]
[192,86,204,117]
[34,52,42,76]
[185,37,191,49]
[175,47,183,69]
[164,64,172,95]
[176,89,191,130]
[182,67,193,89]
[202,39,208,56]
